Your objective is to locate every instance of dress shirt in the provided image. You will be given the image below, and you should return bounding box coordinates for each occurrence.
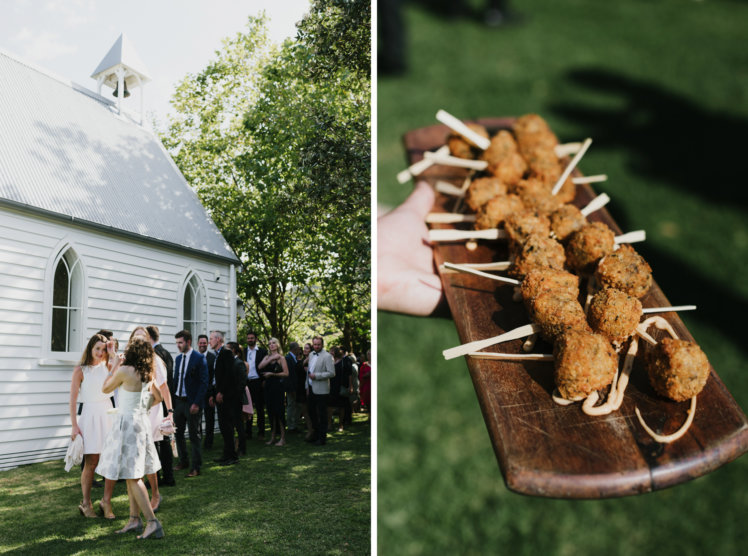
[246,347,259,379]
[177,348,193,396]
[307,351,319,387]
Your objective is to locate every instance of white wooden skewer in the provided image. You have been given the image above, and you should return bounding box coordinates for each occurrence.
[642,305,696,314]
[436,110,491,150]
[423,151,489,170]
[426,213,476,224]
[443,323,540,360]
[443,261,512,271]
[397,145,450,183]
[429,228,507,241]
[555,143,582,158]
[580,193,611,217]
[468,352,554,361]
[442,262,520,284]
[551,137,592,195]
[614,230,646,244]
[573,174,608,184]
[435,180,466,197]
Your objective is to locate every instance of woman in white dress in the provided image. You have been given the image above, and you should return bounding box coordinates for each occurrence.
[129,326,173,513]
[96,337,165,540]
[69,333,117,518]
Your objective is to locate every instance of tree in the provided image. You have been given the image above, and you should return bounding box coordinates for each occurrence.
[159,5,371,350]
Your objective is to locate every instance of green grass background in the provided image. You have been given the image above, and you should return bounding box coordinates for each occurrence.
[0,418,370,555]
[377,1,748,554]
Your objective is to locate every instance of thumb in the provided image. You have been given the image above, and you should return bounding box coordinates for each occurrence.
[395,181,434,219]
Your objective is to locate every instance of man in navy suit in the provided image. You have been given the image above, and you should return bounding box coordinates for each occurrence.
[172,329,208,477]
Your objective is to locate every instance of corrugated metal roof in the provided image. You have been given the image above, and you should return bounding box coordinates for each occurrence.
[0,49,238,263]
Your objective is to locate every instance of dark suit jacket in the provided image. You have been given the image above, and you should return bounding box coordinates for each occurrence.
[284,353,298,392]
[242,346,268,379]
[172,350,208,408]
[153,343,174,392]
[205,351,217,399]
[214,347,243,401]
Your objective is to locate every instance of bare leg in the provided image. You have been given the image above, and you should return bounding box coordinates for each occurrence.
[100,478,116,519]
[80,454,99,508]
[147,473,161,510]
[115,481,142,534]
[276,417,286,446]
[128,478,162,538]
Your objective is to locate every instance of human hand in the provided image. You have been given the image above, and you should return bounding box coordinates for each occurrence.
[208,396,215,408]
[71,424,81,440]
[216,392,224,404]
[190,403,199,415]
[377,181,444,316]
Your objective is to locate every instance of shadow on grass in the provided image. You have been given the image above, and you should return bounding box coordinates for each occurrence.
[552,67,748,208]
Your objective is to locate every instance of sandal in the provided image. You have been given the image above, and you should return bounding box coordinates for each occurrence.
[78,502,97,518]
[115,516,143,534]
[98,499,115,520]
[137,518,164,540]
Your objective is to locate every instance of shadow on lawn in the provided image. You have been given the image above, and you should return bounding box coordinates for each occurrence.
[551,68,748,358]
[552,67,748,208]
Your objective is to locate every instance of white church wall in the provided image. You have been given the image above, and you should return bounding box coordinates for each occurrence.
[0,206,235,470]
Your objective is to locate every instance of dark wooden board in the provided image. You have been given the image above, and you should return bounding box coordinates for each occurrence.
[403,118,748,499]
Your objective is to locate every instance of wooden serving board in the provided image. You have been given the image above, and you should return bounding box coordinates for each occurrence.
[403,118,748,499]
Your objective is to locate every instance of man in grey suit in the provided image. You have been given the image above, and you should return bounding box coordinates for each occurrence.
[305,335,336,445]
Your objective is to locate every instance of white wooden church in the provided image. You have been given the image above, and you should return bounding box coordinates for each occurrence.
[0,36,240,470]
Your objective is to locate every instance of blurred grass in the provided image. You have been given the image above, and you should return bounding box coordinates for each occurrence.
[0,418,370,555]
[377,0,748,554]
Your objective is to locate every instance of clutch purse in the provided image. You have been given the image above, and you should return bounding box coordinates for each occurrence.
[159,419,176,435]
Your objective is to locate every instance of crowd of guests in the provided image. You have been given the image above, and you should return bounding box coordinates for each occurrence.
[69,325,371,538]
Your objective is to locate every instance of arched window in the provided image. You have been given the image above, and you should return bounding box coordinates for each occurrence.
[183,273,206,338]
[51,248,83,352]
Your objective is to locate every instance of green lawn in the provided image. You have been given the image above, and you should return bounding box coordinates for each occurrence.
[378,1,748,554]
[0,416,370,555]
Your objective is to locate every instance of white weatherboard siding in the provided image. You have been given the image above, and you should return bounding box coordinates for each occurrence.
[0,207,234,470]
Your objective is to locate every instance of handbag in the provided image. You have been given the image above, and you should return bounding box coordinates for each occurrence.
[159,418,176,435]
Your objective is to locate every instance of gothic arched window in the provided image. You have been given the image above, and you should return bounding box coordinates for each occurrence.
[183,273,206,338]
[51,248,83,352]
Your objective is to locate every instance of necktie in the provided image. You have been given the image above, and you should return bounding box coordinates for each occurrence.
[179,354,186,396]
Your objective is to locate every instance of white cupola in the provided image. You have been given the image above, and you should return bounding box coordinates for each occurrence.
[90,33,151,123]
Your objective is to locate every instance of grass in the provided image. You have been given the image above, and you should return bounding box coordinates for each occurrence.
[0,415,371,555]
[378,0,748,554]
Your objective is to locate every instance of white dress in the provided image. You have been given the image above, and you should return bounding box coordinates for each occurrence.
[95,380,162,480]
[148,357,168,442]
[77,362,113,454]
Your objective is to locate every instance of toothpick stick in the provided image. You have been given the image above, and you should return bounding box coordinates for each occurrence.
[642,305,696,314]
[555,143,582,158]
[443,323,540,360]
[580,193,611,217]
[572,175,608,185]
[397,145,450,183]
[551,137,592,195]
[614,230,646,245]
[429,229,507,242]
[468,352,554,361]
[442,262,520,285]
[423,151,489,171]
[435,180,466,197]
[436,110,491,150]
[445,261,512,271]
[426,213,476,224]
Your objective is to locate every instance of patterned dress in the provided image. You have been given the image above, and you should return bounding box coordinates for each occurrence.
[95,381,161,480]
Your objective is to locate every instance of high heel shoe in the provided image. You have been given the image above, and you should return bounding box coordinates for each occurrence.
[115,516,143,534]
[78,502,97,518]
[137,518,164,540]
[98,499,115,520]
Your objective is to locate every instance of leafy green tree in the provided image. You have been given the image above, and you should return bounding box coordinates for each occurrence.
[159,5,370,350]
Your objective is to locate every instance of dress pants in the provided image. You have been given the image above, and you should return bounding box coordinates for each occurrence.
[156,436,175,484]
[217,397,245,458]
[286,391,297,430]
[247,379,265,437]
[307,390,329,442]
[204,395,215,449]
[174,396,203,471]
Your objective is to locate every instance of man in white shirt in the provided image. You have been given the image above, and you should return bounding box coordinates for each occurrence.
[305,335,336,445]
[243,332,267,439]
